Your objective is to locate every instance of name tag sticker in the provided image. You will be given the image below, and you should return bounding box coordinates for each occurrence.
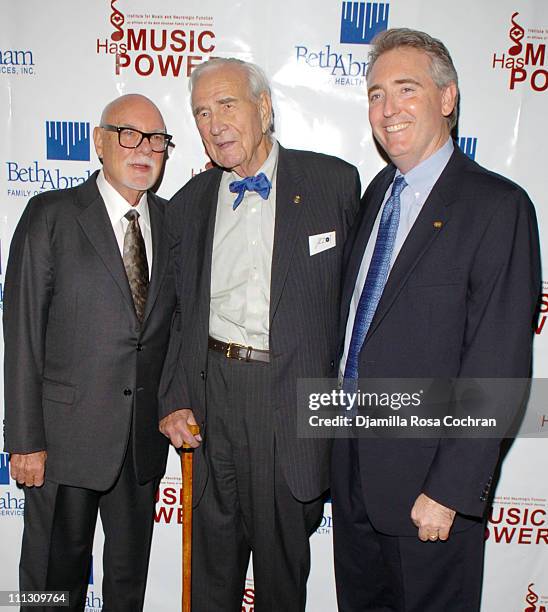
[309,231,336,256]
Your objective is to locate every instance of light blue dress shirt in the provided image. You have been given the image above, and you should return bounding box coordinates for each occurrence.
[340,137,455,379]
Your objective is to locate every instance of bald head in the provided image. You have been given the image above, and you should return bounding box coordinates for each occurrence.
[99,94,166,131]
[93,94,168,205]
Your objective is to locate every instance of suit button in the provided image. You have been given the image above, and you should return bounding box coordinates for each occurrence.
[123,388,132,396]
[137,343,143,351]
[330,361,335,369]
[200,371,206,380]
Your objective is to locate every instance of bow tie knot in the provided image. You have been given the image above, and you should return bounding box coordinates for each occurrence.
[229,172,272,210]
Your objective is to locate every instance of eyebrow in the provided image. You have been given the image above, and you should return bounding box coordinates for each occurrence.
[218,96,238,104]
[193,96,239,117]
[394,78,422,86]
[368,77,423,93]
[117,123,166,133]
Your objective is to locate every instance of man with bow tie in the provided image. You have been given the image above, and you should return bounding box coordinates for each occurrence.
[158,57,360,610]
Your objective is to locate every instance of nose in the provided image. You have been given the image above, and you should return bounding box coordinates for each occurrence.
[136,135,153,155]
[382,92,400,117]
[208,110,227,136]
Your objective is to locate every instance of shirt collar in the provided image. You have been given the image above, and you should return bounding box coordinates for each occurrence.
[397,137,454,196]
[96,169,150,229]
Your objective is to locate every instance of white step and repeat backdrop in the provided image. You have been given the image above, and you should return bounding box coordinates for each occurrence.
[1,1,547,610]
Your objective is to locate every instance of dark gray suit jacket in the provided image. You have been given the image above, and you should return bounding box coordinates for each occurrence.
[335,145,541,535]
[160,145,361,502]
[3,172,176,490]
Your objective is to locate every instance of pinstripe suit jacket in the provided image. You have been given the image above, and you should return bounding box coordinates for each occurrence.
[160,145,360,502]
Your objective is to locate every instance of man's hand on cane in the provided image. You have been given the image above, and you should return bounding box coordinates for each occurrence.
[160,409,202,448]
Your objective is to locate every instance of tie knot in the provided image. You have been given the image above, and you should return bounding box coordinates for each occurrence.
[125,209,140,222]
[229,172,272,210]
[391,175,407,198]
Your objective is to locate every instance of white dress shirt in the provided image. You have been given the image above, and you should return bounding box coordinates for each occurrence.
[209,140,279,349]
[340,137,454,378]
[96,170,153,279]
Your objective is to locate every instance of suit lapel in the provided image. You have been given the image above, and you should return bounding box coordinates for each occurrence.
[142,193,168,324]
[364,151,461,343]
[197,169,223,332]
[270,146,306,324]
[75,174,135,311]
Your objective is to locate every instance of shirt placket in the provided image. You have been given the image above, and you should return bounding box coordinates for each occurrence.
[245,192,264,348]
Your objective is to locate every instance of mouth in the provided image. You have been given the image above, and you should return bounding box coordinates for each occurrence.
[385,122,411,133]
[216,141,235,150]
[128,161,154,172]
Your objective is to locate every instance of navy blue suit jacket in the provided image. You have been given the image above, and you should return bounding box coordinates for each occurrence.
[335,145,540,535]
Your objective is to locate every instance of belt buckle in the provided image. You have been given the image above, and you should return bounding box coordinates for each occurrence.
[226,342,253,361]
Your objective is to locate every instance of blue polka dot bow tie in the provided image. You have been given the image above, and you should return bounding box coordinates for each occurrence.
[229,172,272,210]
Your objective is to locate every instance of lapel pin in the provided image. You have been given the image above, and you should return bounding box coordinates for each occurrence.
[293,195,301,204]
[433,221,443,229]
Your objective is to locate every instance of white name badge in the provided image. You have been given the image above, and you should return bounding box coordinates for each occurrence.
[309,231,336,256]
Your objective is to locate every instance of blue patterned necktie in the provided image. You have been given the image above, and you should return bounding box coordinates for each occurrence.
[343,175,407,383]
[229,172,272,210]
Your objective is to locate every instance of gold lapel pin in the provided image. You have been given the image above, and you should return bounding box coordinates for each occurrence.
[433,221,443,229]
[293,195,301,204]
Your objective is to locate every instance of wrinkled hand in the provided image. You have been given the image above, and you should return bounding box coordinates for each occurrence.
[411,493,456,542]
[10,451,47,487]
[159,409,202,449]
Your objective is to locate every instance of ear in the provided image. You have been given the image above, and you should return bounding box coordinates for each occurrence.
[441,82,458,118]
[93,126,104,161]
[258,91,273,134]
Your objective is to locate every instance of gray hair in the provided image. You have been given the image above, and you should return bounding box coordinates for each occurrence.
[189,58,275,133]
[367,28,459,130]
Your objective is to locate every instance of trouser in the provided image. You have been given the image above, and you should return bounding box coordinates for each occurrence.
[332,438,485,612]
[191,349,324,612]
[20,439,159,612]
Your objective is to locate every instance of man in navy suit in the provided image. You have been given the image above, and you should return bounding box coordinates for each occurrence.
[332,29,540,611]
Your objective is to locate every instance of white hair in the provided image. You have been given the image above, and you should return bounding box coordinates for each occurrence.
[189,58,275,133]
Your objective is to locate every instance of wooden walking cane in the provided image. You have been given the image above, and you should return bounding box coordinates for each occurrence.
[181,424,200,612]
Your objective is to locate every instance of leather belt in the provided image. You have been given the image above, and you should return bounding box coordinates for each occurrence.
[208,336,270,363]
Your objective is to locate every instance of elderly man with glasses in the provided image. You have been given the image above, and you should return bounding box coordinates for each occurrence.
[3,93,176,611]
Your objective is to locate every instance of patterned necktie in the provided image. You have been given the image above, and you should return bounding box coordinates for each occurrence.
[123,209,149,323]
[229,172,272,210]
[343,175,407,383]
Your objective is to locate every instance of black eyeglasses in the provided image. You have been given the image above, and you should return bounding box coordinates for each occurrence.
[101,124,174,152]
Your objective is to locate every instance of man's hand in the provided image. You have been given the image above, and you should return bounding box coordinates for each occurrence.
[10,451,47,487]
[159,409,202,449]
[411,493,456,542]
